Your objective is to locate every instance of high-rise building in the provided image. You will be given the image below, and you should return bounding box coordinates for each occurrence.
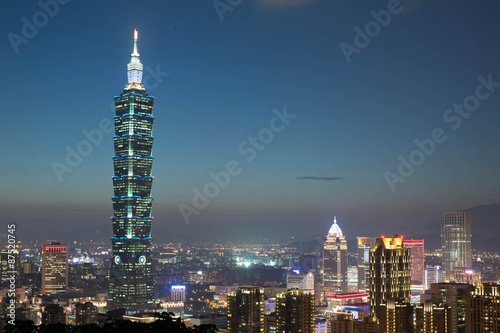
[323,217,348,296]
[276,290,315,333]
[171,285,186,302]
[424,265,444,291]
[108,30,156,313]
[415,300,450,333]
[75,302,97,326]
[441,212,472,280]
[227,287,265,333]
[357,237,376,293]
[403,239,424,292]
[369,236,412,333]
[470,283,500,333]
[264,314,277,333]
[429,282,475,333]
[41,242,68,295]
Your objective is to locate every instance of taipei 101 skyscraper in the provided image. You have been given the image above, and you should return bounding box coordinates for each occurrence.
[108,30,155,312]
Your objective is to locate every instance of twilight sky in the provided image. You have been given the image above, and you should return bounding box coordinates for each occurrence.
[1,0,500,243]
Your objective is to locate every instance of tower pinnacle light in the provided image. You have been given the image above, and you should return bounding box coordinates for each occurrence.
[127,29,144,88]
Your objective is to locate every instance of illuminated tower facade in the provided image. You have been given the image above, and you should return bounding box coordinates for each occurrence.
[403,239,424,292]
[441,212,471,281]
[369,236,412,333]
[41,242,68,295]
[357,236,376,292]
[276,290,315,333]
[108,30,155,312]
[227,287,265,333]
[322,217,348,296]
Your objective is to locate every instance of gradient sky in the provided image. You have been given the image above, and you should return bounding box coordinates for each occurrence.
[1,0,500,244]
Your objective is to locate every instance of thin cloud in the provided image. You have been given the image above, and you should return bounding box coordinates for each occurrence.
[297,177,343,181]
[258,0,317,8]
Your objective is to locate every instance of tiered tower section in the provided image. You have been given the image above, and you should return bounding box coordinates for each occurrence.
[108,30,155,313]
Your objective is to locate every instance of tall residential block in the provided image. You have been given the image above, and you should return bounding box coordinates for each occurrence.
[470,283,500,333]
[429,282,475,333]
[227,287,265,333]
[276,290,315,333]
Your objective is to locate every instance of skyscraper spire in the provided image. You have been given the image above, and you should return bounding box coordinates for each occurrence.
[126,29,144,88]
[132,29,139,57]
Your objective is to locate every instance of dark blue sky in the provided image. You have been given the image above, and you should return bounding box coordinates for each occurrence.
[1,0,500,243]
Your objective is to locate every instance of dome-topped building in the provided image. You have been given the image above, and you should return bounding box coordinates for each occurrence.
[323,217,348,296]
[328,217,343,238]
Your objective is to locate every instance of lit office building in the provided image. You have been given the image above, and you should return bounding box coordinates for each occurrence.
[108,30,156,312]
[41,242,68,295]
[357,237,376,293]
[286,271,314,290]
[276,290,315,333]
[450,268,481,287]
[369,236,412,333]
[171,285,186,302]
[441,212,471,281]
[403,239,424,292]
[323,217,348,296]
[470,283,500,333]
[424,265,444,291]
[227,287,265,333]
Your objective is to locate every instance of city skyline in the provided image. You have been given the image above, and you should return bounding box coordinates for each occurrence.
[2,1,500,244]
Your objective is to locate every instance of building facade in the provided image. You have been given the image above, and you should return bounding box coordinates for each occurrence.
[276,290,315,333]
[323,217,348,296]
[227,287,265,333]
[41,242,68,295]
[429,282,475,333]
[441,212,472,280]
[424,265,444,291]
[369,236,412,333]
[75,302,97,326]
[470,283,500,333]
[357,237,376,293]
[108,30,156,312]
[415,300,450,333]
[403,239,424,292]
